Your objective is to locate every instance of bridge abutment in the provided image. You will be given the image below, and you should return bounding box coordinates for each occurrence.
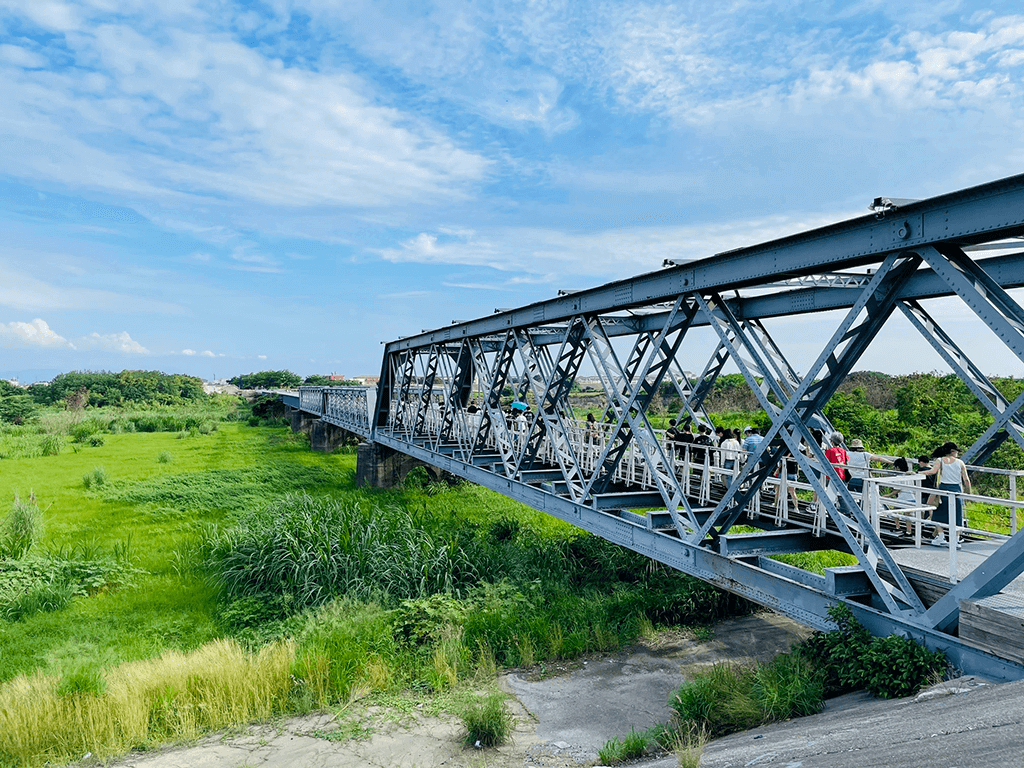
[356,441,437,488]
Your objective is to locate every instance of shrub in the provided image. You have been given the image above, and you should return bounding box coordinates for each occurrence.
[40,434,63,456]
[751,653,824,720]
[792,603,872,695]
[461,693,512,747]
[2,579,75,621]
[794,604,946,700]
[861,634,946,699]
[70,421,100,443]
[89,435,105,447]
[1,493,43,559]
[201,494,476,610]
[157,451,173,464]
[290,601,397,709]
[57,667,108,698]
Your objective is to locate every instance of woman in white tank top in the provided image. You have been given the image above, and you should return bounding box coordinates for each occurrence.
[923,441,971,544]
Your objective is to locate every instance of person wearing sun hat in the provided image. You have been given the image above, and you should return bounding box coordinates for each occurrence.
[845,438,895,493]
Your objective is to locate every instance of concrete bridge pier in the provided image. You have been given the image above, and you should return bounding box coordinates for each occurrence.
[287,406,319,433]
[287,407,353,453]
[309,420,350,453]
[356,441,437,488]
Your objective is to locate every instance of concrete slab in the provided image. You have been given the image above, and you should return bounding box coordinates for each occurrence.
[700,676,1024,768]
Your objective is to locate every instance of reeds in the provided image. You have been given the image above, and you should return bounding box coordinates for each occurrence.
[0,639,293,767]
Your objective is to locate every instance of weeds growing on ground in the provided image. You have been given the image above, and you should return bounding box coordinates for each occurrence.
[0,639,293,766]
[461,693,512,748]
[598,726,650,763]
[82,467,107,490]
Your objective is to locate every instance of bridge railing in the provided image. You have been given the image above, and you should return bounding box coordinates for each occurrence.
[375,400,1024,560]
[375,398,1011,522]
[297,386,375,438]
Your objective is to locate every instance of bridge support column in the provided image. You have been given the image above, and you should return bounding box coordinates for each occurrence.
[310,420,348,453]
[356,442,437,488]
[288,406,319,433]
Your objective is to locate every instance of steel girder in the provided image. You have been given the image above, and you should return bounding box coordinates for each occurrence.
[293,172,1024,680]
[583,300,702,537]
[511,326,588,501]
[898,299,1024,465]
[690,249,928,617]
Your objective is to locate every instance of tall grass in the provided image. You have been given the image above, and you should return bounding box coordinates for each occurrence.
[202,494,477,608]
[0,639,293,767]
[461,693,513,747]
[1,493,43,559]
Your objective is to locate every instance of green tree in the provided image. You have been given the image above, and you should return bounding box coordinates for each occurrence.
[229,371,303,389]
[0,381,37,424]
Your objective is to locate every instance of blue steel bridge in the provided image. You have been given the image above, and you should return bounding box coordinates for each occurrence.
[282,172,1024,682]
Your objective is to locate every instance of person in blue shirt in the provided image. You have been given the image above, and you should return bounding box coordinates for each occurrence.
[741,426,764,464]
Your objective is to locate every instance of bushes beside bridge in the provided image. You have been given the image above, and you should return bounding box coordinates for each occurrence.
[200,491,751,670]
[594,604,948,763]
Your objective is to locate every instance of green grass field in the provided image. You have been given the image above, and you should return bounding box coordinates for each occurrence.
[0,423,354,681]
[0,412,748,766]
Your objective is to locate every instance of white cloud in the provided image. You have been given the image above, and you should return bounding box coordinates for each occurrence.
[0,318,74,348]
[200,350,215,357]
[181,348,196,355]
[257,354,267,360]
[0,4,491,210]
[80,331,149,354]
[0,44,48,69]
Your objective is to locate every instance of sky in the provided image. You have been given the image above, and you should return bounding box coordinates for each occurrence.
[3,0,1024,383]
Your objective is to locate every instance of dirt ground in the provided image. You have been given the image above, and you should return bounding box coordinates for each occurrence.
[98,613,811,768]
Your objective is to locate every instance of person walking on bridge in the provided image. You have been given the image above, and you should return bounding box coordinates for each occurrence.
[741,426,763,464]
[845,439,895,493]
[922,441,971,547]
[719,428,741,472]
[824,432,849,487]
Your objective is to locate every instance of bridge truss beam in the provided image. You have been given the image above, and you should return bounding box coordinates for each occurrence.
[309,172,1024,680]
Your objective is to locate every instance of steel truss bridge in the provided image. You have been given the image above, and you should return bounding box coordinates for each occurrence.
[285,173,1024,681]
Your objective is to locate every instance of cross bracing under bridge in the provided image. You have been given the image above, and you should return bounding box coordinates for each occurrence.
[287,172,1024,681]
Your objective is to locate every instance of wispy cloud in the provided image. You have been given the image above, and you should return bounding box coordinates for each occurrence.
[377,211,848,281]
[0,2,491,214]
[0,259,184,314]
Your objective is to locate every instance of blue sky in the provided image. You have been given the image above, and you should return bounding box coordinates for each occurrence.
[3,0,1024,383]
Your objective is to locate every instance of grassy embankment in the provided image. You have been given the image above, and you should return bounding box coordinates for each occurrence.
[0,404,749,766]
